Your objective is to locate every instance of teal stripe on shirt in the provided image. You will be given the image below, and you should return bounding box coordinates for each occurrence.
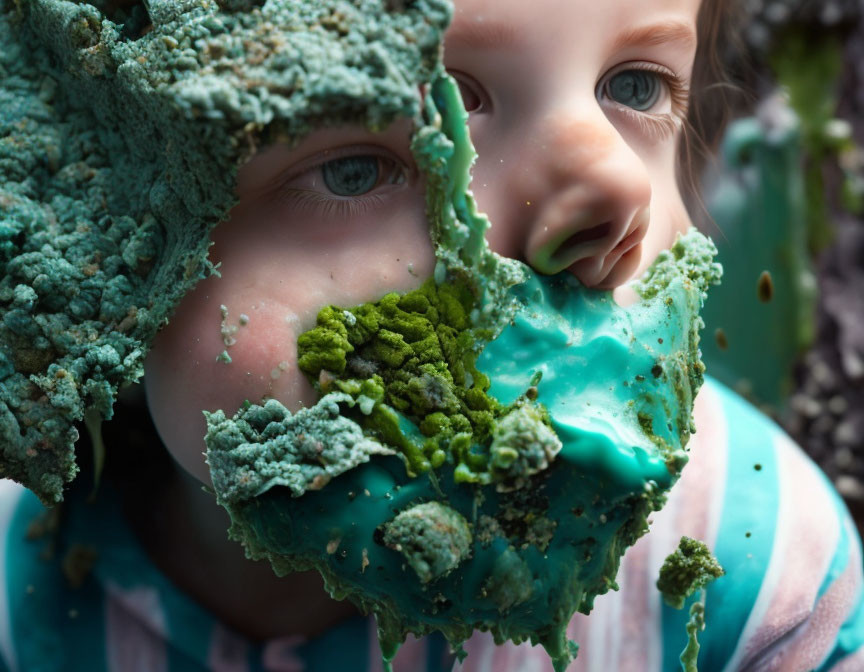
[7,488,108,672]
[65,481,221,671]
[298,611,370,669]
[660,381,780,672]
[425,631,454,671]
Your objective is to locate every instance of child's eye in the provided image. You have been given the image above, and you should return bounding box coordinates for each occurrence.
[448,70,488,114]
[596,62,689,141]
[267,148,414,219]
[597,62,689,118]
[320,155,406,196]
[604,70,662,112]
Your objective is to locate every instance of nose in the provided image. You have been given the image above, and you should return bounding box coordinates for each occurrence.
[493,112,652,289]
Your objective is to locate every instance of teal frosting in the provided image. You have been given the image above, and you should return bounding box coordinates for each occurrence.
[479,231,720,496]
[212,231,720,671]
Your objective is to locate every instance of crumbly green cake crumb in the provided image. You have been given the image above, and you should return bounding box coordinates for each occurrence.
[657,536,725,609]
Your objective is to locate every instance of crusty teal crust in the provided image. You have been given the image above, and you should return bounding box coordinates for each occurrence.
[0,0,449,504]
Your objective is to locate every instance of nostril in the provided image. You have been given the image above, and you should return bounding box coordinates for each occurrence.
[587,212,649,289]
[554,222,612,266]
[609,222,645,259]
[556,222,611,258]
[531,219,616,274]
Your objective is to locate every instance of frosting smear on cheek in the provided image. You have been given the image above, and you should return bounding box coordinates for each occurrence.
[205,75,722,669]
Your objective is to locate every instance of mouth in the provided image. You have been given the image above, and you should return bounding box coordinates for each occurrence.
[204,73,722,672]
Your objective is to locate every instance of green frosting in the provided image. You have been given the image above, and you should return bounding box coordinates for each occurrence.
[0,0,449,504]
[681,600,706,672]
[657,536,725,610]
[206,72,722,671]
[294,276,559,483]
[657,536,724,672]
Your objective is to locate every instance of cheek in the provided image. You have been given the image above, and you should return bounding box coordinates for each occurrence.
[144,192,435,484]
[640,189,691,277]
[143,275,319,484]
[637,143,692,274]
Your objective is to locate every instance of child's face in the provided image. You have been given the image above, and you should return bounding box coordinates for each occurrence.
[144,0,702,485]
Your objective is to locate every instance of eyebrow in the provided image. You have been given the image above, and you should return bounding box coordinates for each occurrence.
[444,18,522,50]
[611,20,697,52]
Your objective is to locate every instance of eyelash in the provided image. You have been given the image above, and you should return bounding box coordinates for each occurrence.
[599,62,691,141]
[267,149,409,218]
[274,188,387,219]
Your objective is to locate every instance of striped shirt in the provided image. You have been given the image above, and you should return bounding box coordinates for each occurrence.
[1,378,862,671]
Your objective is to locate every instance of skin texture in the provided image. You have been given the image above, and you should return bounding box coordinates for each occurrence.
[141,0,702,641]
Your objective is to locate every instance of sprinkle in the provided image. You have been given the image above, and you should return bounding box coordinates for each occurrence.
[757,271,774,303]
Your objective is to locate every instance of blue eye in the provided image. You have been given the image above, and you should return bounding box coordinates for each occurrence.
[606,70,662,111]
[322,156,379,196]
[320,155,406,197]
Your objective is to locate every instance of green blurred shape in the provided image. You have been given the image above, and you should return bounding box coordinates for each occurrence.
[700,98,817,409]
[770,30,844,254]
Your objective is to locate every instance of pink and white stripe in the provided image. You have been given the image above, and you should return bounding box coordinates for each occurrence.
[827,646,864,672]
[261,634,305,672]
[208,623,251,672]
[725,432,853,672]
[104,583,168,672]
[0,480,23,672]
[367,616,433,672]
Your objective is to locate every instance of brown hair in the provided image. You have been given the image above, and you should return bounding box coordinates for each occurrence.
[679,0,748,214]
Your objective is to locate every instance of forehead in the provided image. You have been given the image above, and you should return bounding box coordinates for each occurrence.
[448,0,702,45]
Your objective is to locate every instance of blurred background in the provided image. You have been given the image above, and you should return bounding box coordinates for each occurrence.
[696,0,864,534]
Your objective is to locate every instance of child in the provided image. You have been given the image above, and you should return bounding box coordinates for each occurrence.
[1,0,862,671]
